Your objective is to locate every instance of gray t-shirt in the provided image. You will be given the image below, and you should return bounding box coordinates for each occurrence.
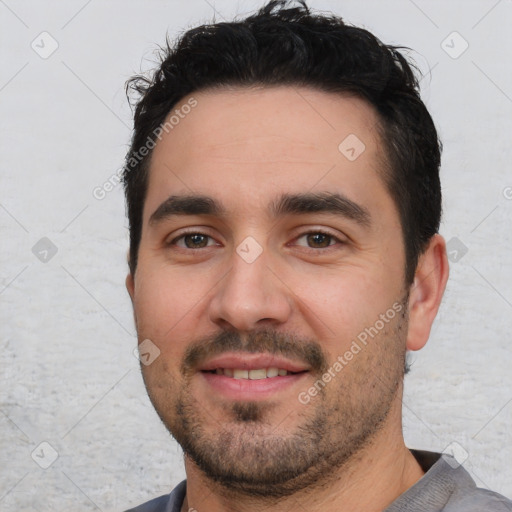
[125,450,512,511]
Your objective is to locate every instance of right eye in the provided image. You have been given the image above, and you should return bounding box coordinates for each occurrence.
[167,232,219,249]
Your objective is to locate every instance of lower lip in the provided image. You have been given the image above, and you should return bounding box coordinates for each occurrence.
[200,371,308,401]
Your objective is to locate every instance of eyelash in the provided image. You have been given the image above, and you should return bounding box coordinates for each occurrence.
[167,229,344,252]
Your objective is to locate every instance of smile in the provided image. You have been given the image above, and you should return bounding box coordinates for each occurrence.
[204,367,299,379]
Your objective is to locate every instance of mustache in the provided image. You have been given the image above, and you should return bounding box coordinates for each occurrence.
[181,329,329,375]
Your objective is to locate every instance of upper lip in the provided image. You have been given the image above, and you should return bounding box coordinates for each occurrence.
[198,353,309,373]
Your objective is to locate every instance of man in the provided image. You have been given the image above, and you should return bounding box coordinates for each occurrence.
[123,1,512,511]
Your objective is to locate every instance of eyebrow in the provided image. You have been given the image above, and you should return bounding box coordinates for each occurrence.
[149,195,226,226]
[148,191,371,229]
[270,192,371,228]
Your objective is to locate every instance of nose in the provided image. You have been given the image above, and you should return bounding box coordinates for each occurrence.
[208,244,293,332]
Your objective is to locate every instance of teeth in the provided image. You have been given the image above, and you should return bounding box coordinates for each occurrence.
[248,369,267,380]
[213,367,292,379]
[267,367,279,378]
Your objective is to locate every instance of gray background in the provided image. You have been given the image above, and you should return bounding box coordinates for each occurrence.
[1,0,511,510]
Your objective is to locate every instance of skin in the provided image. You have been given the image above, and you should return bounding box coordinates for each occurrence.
[126,86,449,512]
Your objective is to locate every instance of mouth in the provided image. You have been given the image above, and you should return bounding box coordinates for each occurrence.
[202,367,304,379]
[197,353,310,400]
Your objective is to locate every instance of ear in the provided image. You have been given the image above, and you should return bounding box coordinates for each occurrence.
[126,250,135,303]
[406,234,449,351]
[126,272,135,302]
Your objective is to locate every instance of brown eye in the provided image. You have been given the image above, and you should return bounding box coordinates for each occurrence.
[295,231,340,249]
[169,232,215,249]
[183,234,209,248]
[306,233,333,248]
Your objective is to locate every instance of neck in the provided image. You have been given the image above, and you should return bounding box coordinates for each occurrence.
[181,401,424,512]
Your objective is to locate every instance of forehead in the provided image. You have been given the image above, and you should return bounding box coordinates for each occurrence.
[144,86,393,223]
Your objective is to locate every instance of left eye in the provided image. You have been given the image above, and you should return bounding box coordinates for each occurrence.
[172,233,217,249]
[294,232,340,249]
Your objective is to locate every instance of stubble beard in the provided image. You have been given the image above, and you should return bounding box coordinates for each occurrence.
[144,300,409,499]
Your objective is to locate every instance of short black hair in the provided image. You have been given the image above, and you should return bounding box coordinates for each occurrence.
[123,0,442,286]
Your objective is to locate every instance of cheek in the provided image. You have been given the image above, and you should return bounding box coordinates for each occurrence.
[290,265,401,350]
[132,265,211,356]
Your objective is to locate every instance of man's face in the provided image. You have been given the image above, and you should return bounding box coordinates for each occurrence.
[127,86,410,496]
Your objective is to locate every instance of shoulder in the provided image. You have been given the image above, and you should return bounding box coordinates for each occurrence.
[425,451,512,511]
[388,450,512,512]
[447,487,512,511]
[123,493,170,512]
[124,479,187,512]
